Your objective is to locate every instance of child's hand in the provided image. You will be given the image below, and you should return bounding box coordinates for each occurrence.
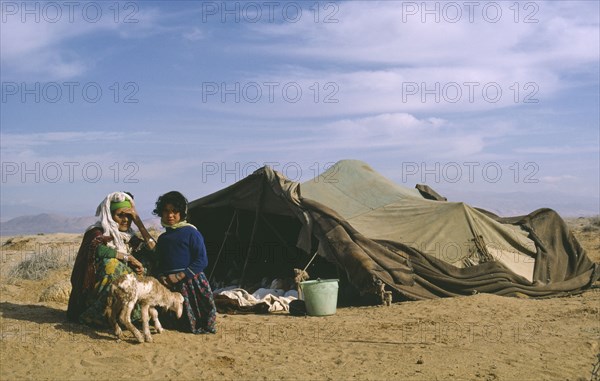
[146,239,156,250]
[167,273,183,285]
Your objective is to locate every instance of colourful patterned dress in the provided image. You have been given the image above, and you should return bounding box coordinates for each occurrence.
[172,272,217,334]
[67,227,156,326]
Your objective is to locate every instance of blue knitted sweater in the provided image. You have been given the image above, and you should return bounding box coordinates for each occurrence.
[157,225,208,279]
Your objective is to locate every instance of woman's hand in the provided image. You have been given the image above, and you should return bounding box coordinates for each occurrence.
[128,256,145,275]
[119,207,140,224]
[120,198,141,223]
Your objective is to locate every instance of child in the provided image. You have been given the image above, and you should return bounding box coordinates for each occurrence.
[153,191,216,334]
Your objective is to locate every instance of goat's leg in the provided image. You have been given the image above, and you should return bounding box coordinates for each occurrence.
[141,304,153,343]
[120,301,144,343]
[109,299,124,339]
[149,307,163,334]
[105,288,123,339]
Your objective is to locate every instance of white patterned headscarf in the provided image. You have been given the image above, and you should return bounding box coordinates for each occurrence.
[87,191,134,253]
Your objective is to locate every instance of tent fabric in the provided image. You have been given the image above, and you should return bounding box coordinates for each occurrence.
[301,163,539,281]
[415,184,447,201]
[188,160,599,302]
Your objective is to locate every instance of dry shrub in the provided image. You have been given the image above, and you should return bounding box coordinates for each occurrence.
[6,250,67,282]
[582,216,600,233]
[2,237,32,251]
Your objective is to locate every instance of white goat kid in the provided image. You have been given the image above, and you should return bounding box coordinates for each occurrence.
[106,273,184,343]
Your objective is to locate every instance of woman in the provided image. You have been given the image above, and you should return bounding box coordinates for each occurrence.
[67,191,156,326]
[153,191,216,334]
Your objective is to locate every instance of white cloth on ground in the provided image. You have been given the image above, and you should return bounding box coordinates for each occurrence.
[213,287,298,312]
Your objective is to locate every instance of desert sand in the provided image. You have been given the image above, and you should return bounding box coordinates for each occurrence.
[1,217,599,381]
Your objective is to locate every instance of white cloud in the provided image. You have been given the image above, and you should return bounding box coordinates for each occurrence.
[247,1,598,69]
[201,1,597,118]
[541,175,577,184]
[327,113,445,138]
[202,112,488,159]
[191,65,562,119]
[515,146,600,154]
[0,4,163,80]
[183,27,205,41]
[0,131,132,151]
[320,112,489,156]
[0,131,148,168]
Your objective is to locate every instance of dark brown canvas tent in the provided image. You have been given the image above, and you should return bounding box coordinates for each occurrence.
[188,160,599,303]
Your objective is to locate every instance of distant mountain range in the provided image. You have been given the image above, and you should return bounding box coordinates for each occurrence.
[1,190,597,236]
[0,214,161,236]
[0,214,97,235]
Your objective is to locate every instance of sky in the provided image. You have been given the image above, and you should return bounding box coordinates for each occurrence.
[1,0,599,221]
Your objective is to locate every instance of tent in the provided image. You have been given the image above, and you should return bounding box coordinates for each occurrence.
[187,160,599,303]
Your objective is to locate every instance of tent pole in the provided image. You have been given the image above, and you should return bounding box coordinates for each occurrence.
[208,208,238,283]
[302,250,320,273]
[239,180,264,288]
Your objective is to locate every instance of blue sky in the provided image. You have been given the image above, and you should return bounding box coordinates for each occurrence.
[1,0,599,220]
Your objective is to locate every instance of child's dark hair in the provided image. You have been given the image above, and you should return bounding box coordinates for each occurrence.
[153,191,188,219]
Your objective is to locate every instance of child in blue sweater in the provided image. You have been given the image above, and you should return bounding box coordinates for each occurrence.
[153,191,216,334]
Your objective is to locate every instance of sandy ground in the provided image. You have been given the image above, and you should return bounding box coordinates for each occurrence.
[1,218,599,381]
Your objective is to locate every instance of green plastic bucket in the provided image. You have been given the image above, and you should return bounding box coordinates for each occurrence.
[299,279,339,316]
